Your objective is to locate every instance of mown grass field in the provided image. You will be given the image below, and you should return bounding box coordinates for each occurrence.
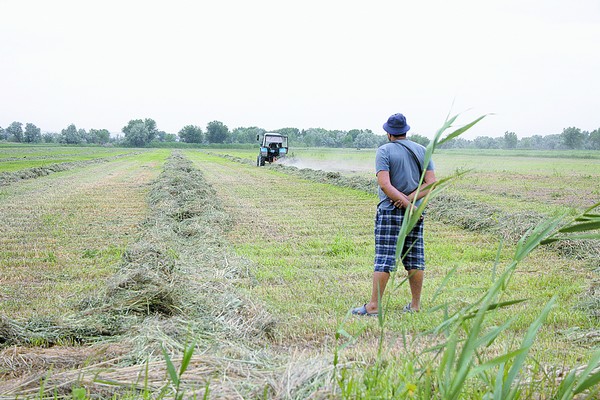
[186,151,597,353]
[210,147,600,212]
[0,150,168,319]
[0,145,598,398]
[0,143,135,172]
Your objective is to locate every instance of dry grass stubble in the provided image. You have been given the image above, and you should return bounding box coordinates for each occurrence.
[3,152,316,398]
[0,154,166,393]
[0,157,161,320]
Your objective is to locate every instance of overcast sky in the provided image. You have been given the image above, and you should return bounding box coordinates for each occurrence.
[1,0,599,139]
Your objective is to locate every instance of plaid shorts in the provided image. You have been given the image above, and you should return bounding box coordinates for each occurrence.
[374,208,425,273]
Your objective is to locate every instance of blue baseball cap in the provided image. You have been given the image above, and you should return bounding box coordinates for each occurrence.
[383,113,410,135]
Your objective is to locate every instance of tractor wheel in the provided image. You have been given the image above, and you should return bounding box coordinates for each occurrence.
[257,155,265,166]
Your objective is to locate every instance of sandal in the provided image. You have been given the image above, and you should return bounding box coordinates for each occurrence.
[351,304,378,317]
[403,303,417,313]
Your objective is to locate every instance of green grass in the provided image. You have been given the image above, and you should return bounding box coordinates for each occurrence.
[0,146,137,172]
[1,144,597,398]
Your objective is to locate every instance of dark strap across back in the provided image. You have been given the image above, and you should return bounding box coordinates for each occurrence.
[394,141,423,178]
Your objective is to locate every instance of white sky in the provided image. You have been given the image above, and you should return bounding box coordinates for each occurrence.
[1,0,599,139]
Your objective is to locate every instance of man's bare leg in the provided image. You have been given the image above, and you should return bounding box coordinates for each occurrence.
[408,269,424,311]
[365,271,390,314]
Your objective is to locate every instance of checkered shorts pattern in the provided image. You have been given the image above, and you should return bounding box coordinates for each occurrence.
[374,208,425,273]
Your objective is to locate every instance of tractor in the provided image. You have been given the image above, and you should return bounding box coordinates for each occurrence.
[256,132,288,166]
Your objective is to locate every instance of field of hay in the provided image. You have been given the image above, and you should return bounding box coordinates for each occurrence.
[0,145,598,398]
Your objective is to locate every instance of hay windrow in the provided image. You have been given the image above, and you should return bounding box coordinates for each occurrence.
[1,151,298,397]
[91,152,276,348]
[0,151,143,186]
[1,152,274,347]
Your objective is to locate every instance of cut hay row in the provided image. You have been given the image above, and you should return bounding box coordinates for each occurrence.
[0,151,143,186]
[1,151,332,399]
[215,153,600,267]
[1,346,334,399]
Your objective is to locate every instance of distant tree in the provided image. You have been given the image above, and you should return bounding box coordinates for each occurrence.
[122,119,142,135]
[341,131,355,147]
[473,136,502,149]
[124,122,150,147]
[589,128,600,150]
[439,137,472,149]
[542,134,564,150]
[144,119,158,139]
[110,134,123,144]
[152,131,175,143]
[85,128,109,144]
[43,132,58,143]
[347,129,361,142]
[317,129,336,147]
[300,128,325,147]
[529,135,545,149]
[410,134,430,147]
[331,130,348,147]
[276,127,300,137]
[96,129,111,144]
[155,131,168,142]
[0,126,5,140]
[23,123,42,143]
[6,122,24,142]
[60,124,82,144]
[517,135,562,150]
[178,125,204,143]
[581,130,591,149]
[518,134,551,150]
[122,118,158,146]
[517,136,532,149]
[164,133,177,142]
[561,127,585,149]
[206,120,229,144]
[503,131,518,149]
[230,127,265,144]
[85,130,97,144]
[77,128,88,143]
[275,127,301,145]
[353,130,381,148]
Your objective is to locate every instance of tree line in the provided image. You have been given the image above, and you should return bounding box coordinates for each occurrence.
[441,128,600,150]
[1,119,598,150]
[0,121,112,145]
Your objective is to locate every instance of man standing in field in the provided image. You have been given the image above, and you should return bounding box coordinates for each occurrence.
[352,113,436,316]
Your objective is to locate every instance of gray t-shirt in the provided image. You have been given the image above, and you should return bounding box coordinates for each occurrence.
[375,139,434,210]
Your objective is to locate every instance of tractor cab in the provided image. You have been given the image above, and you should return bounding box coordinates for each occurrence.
[257,132,288,166]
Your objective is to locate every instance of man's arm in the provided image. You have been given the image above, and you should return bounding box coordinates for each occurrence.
[377,171,412,208]
[407,170,437,202]
[382,169,437,209]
